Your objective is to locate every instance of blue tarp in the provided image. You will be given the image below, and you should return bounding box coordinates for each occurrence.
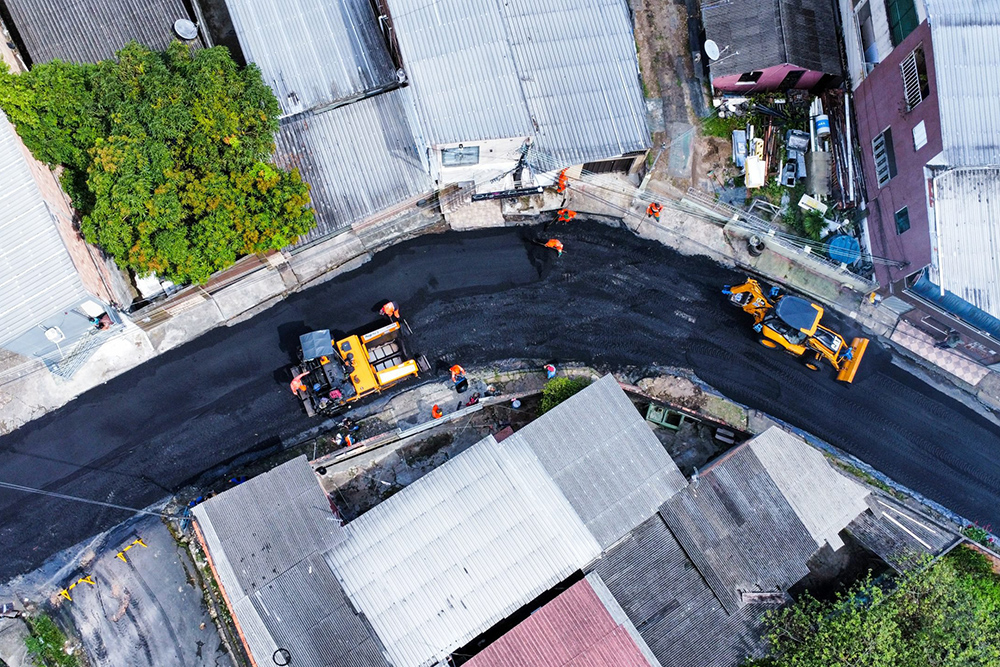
[910,270,1000,339]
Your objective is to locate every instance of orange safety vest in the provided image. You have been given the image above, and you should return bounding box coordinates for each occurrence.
[289,371,309,395]
[450,365,466,381]
[557,209,576,222]
[647,202,662,216]
[432,404,443,419]
[544,239,564,254]
[381,301,398,318]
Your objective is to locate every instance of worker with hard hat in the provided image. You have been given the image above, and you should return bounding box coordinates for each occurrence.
[380,301,399,319]
[646,202,663,220]
[544,239,564,256]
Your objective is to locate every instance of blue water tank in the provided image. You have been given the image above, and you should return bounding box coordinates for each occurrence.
[827,235,861,264]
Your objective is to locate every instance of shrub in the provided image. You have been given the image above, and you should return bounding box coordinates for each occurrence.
[539,377,590,414]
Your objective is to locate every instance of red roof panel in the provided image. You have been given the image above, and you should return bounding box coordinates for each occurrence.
[464,579,651,667]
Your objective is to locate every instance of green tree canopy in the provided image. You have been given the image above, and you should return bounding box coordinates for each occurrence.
[748,548,1000,667]
[0,42,314,284]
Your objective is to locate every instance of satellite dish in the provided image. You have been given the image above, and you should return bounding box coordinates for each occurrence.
[704,39,721,61]
[173,19,199,41]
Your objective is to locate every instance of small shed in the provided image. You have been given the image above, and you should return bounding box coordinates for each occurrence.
[701,0,843,92]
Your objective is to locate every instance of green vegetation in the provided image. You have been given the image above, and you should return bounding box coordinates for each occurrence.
[962,523,997,549]
[702,112,745,139]
[0,42,314,284]
[747,548,1000,666]
[24,614,80,667]
[539,377,591,414]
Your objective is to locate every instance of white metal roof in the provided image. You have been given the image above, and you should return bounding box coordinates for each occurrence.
[933,167,1000,318]
[274,88,433,244]
[502,0,650,166]
[386,0,650,161]
[0,111,90,348]
[748,427,871,550]
[927,0,1000,166]
[387,0,534,146]
[224,0,397,116]
[502,374,687,549]
[325,435,601,667]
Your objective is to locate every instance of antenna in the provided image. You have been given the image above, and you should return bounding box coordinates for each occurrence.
[704,40,721,61]
[173,19,199,41]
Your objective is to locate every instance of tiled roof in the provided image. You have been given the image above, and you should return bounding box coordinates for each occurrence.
[3,0,199,65]
[701,0,843,79]
[464,576,655,667]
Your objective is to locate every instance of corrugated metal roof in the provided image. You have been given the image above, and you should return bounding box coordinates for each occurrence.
[927,0,1000,166]
[659,445,817,614]
[0,110,90,348]
[325,435,601,667]
[386,0,649,162]
[591,515,773,667]
[464,577,654,667]
[846,495,957,571]
[502,374,687,549]
[933,168,1000,318]
[2,0,199,64]
[498,0,649,165]
[223,0,397,116]
[274,89,433,244]
[748,428,871,550]
[193,457,388,667]
[386,0,533,145]
[701,0,843,79]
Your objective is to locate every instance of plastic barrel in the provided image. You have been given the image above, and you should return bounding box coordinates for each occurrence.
[815,114,831,137]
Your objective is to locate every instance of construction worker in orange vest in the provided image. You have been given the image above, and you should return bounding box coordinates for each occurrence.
[432,404,443,419]
[557,208,576,223]
[380,301,399,320]
[450,364,466,383]
[647,202,663,220]
[289,371,309,395]
[544,239,564,256]
[556,169,569,193]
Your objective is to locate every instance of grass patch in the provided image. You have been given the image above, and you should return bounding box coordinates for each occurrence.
[829,457,907,500]
[24,614,79,667]
[702,113,745,139]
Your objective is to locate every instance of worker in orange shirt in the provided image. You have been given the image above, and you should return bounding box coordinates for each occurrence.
[380,301,399,320]
[557,208,576,223]
[432,404,443,419]
[289,371,309,395]
[646,202,663,220]
[450,364,466,383]
[544,239,564,256]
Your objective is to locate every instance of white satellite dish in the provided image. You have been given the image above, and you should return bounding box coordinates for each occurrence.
[704,40,721,61]
[173,19,199,41]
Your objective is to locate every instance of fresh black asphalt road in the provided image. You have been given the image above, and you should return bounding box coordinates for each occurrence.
[1,220,998,581]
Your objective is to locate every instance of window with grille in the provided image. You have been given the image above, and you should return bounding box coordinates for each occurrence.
[885,0,919,46]
[895,207,910,234]
[900,46,929,110]
[441,145,480,167]
[872,128,897,187]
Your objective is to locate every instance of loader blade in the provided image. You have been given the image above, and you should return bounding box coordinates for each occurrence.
[836,337,869,384]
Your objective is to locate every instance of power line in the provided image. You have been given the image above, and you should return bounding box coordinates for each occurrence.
[0,480,177,520]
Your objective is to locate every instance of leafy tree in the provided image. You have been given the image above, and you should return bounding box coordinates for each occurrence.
[0,42,313,284]
[539,377,591,414]
[747,548,1000,667]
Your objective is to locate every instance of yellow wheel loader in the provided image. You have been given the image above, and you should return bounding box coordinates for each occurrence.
[723,278,869,383]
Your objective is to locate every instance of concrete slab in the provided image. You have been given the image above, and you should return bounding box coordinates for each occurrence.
[0,617,31,667]
[145,299,224,353]
[61,516,231,667]
[287,230,369,285]
[446,199,505,231]
[211,268,285,320]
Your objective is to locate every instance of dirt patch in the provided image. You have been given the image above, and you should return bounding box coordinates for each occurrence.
[638,374,748,430]
[692,135,739,191]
